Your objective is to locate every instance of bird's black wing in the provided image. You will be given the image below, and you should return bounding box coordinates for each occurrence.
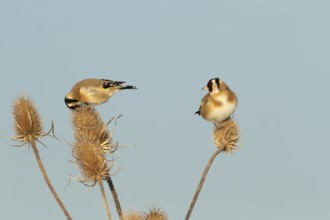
[101,79,125,89]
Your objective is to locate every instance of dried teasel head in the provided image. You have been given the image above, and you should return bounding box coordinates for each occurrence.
[72,105,113,153]
[213,119,239,153]
[124,210,143,220]
[144,207,168,220]
[73,141,110,185]
[13,95,43,145]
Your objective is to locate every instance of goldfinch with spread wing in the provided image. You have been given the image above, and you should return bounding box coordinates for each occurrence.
[65,78,137,109]
[195,78,237,124]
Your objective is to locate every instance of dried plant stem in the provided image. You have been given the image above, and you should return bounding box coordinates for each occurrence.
[97,176,112,220]
[106,176,124,220]
[30,142,72,220]
[185,148,223,220]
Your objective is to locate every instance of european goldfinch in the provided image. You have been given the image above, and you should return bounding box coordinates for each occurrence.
[195,78,237,124]
[65,78,137,109]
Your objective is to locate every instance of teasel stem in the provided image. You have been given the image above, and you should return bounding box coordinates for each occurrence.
[185,148,222,220]
[106,176,124,220]
[30,141,72,220]
[97,176,112,220]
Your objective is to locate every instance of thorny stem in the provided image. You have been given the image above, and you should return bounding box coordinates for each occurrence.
[185,148,223,220]
[97,176,112,220]
[106,176,124,220]
[30,141,72,220]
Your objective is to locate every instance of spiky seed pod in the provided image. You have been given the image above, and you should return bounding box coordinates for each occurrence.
[213,119,239,153]
[144,207,168,220]
[124,210,143,220]
[13,95,73,219]
[73,141,110,184]
[72,105,112,153]
[13,95,43,145]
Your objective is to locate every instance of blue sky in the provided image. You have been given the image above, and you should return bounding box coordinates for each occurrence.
[1,0,329,219]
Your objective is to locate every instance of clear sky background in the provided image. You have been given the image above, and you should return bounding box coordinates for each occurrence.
[1,1,329,219]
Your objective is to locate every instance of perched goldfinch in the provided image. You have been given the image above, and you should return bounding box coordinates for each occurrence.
[195,78,237,124]
[65,78,137,109]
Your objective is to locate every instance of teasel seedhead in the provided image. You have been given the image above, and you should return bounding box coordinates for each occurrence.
[13,95,43,145]
[213,119,239,153]
[144,206,168,220]
[124,210,143,220]
[72,105,114,153]
[73,141,111,185]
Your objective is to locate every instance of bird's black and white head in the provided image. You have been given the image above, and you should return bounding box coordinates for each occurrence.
[202,78,221,93]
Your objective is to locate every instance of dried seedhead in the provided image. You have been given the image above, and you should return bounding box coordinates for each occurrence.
[144,206,168,220]
[73,141,110,185]
[72,105,113,153]
[13,95,43,145]
[124,210,143,220]
[213,119,239,153]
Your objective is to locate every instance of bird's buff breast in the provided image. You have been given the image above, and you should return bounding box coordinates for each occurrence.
[201,100,236,122]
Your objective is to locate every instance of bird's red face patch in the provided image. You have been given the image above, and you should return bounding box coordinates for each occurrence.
[207,80,213,92]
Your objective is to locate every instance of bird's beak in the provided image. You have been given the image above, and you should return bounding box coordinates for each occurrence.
[201,86,208,90]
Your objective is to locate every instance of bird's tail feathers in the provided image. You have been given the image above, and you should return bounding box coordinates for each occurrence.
[120,85,137,90]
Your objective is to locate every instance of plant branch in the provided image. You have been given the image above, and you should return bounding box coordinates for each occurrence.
[97,176,112,220]
[106,176,123,220]
[30,142,72,220]
[185,148,223,220]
